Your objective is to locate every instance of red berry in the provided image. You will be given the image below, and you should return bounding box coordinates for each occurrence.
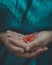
[23,33,36,43]
[29,37,34,42]
[28,34,35,41]
[27,36,30,40]
[23,36,28,43]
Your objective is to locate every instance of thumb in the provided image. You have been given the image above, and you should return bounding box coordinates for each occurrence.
[26,38,41,51]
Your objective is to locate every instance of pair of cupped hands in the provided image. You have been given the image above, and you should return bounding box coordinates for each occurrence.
[2,30,52,58]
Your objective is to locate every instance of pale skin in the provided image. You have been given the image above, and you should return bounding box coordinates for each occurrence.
[28,31,52,51]
[0,31,48,58]
[4,30,52,58]
[0,30,52,58]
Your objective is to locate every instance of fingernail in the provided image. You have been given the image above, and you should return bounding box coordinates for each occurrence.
[6,30,11,33]
[25,46,30,51]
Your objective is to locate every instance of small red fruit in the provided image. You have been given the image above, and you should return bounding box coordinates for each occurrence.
[23,36,28,43]
[23,34,36,43]
[29,37,35,42]
[28,34,35,42]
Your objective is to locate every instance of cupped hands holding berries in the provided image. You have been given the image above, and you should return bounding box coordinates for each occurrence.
[5,30,52,58]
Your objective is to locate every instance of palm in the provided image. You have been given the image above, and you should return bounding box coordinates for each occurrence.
[28,31,51,51]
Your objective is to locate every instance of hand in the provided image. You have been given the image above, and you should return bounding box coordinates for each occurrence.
[6,30,48,58]
[6,30,27,49]
[0,32,27,56]
[27,31,52,51]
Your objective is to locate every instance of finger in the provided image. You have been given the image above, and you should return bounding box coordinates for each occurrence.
[12,32,24,39]
[30,40,49,52]
[27,47,48,58]
[6,31,24,40]
[30,39,42,47]
[28,38,46,51]
[15,52,32,58]
[30,47,41,52]
[6,31,14,37]
[17,33,24,37]
[6,31,21,40]
[8,37,27,49]
[17,47,48,58]
[15,47,48,58]
[25,40,40,51]
[30,46,45,52]
[14,32,24,40]
[6,31,18,38]
[6,30,16,38]
[6,30,12,33]
[6,42,24,53]
[28,49,43,58]
[42,47,48,51]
